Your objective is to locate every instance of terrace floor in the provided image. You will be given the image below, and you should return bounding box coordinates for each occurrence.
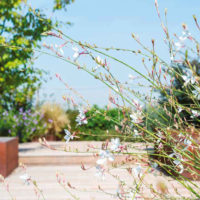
[0,142,199,200]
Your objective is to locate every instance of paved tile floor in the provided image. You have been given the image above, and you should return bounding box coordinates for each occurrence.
[0,142,199,200]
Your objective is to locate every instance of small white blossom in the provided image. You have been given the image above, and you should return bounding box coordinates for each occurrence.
[110,138,120,152]
[178,132,184,138]
[151,162,158,169]
[182,68,196,87]
[96,150,114,165]
[95,165,105,180]
[182,75,196,86]
[72,46,79,61]
[55,44,64,56]
[76,108,88,126]
[64,129,74,143]
[173,159,181,165]
[128,74,135,80]
[192,86,200,100]
[20,173,31,185]
[179,164,184,174]
[113,86,119,93]
[178,107,183,113]
[170,55,174,61]
[133,165,142,178]
[169,152,183,172]
[179,36,187,42]
[182,30,191,37]
[130,111,143,124]
[133,129,139,137]
[184,138,192,146]
[191,110,200,118]
[175,42,183,51]
[96,56,104,65]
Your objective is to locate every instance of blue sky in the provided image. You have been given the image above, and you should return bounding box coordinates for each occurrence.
[29,0,200,108]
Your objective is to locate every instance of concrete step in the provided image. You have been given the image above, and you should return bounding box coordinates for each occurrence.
[18,141,150,165]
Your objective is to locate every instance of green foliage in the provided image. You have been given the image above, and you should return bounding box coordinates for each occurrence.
[53,0,74,11]
[66,105,139,141]
[145,105,173,133]
[83,105,122,130]
[0,0,53,111]
[0,0,74,112]
[158,60,200,127]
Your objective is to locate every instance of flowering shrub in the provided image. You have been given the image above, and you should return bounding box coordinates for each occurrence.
[0,108,47,142]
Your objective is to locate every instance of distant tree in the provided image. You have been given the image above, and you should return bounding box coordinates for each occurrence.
[0,0,73,111]
[158,59,200,127]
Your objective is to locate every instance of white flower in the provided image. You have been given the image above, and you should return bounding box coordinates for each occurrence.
[179,36,187,42]
[76,108,88,126]
[96,56,104,65]
[178,164,184,174]
[64,129,74,143]
[191,110,200,118]
[170,55,174,61]
[96,150,114,165]
[182,30,191,37]
[169,152,183,165]
[55,44,64,56]
[192,86,200,100]
[128,74,135,80]
[20,173,31,185]
[95,165,105,180]
[130,111,143,124]
[178,107,183,113]
[173,159,181,165]
[178,132,184,137]
[133,165,142,178]
[72,46,79,61]
[110,138,120,152]
[184,138,192,146]
[182,69,196,86]
[113,86,119,93]
[175,42,183,51]
[128,74,136,83]
[151,162,158,169]
[182,75,196,86]
[133,129,139,137]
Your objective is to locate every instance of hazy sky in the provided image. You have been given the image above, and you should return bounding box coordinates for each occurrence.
[29,0,200,108]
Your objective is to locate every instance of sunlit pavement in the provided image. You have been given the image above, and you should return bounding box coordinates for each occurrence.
[0,142,199,200]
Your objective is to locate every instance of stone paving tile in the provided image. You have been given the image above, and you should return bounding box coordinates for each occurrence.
[1,142,199,200]
[18,142,151,165]
[1,165,199,200]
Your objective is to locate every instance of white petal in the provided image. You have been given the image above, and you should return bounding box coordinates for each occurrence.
[96,158,106,165]
[73,52,79,59]
[108,155,114,162]
[72,46,79,52]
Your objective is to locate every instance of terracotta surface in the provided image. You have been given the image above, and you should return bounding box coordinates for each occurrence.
[0,137,18,177]
[153,128,200,180]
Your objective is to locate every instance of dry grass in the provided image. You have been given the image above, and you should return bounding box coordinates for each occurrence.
[40,102,70,139]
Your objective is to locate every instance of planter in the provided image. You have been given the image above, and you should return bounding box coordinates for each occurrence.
[152,128,200,180]
[0,137,18,177]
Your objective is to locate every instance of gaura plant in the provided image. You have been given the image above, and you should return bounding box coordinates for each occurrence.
[1,0,200,199]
